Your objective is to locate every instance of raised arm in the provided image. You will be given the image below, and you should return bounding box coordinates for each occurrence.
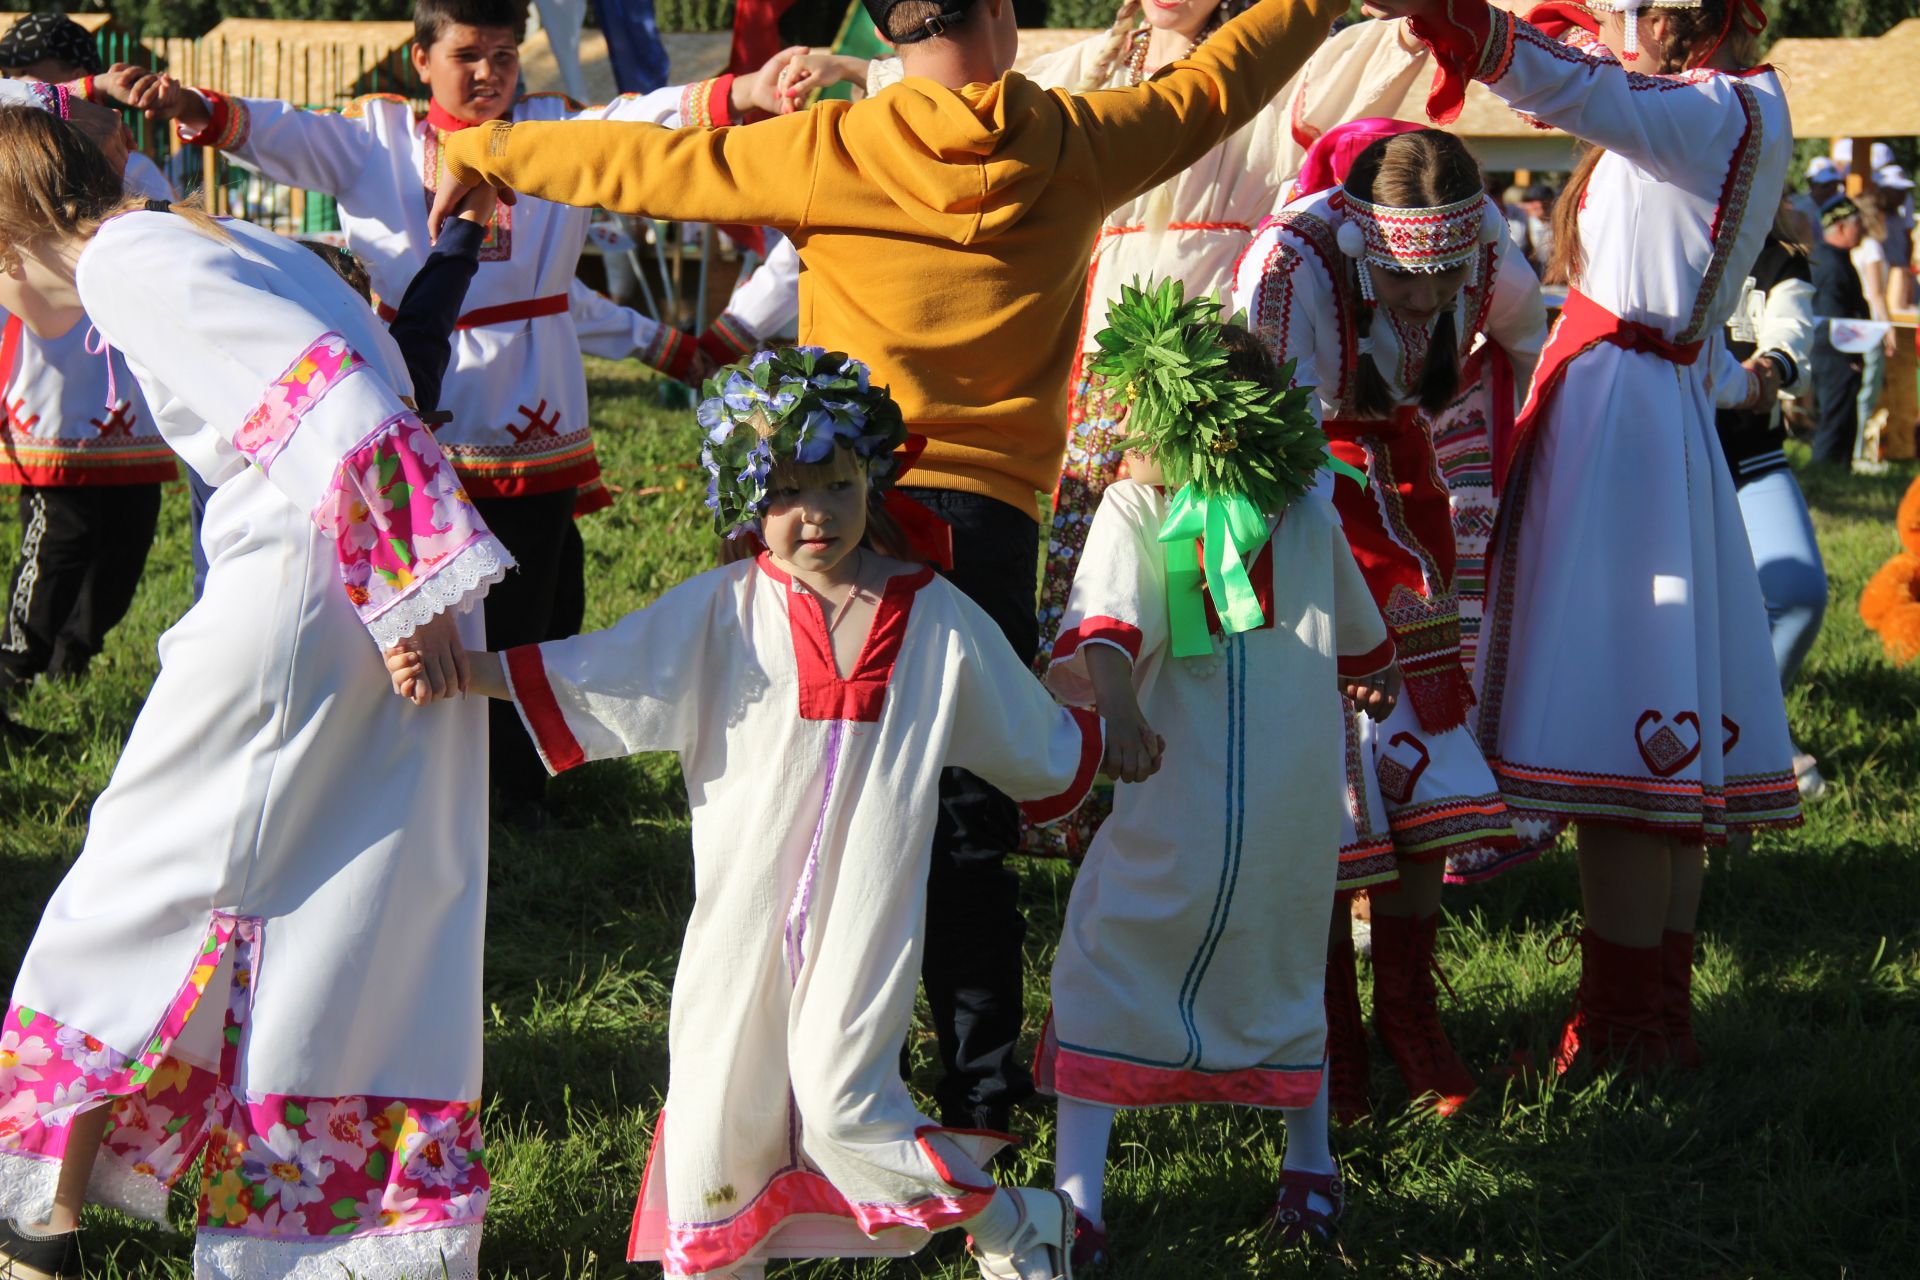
[1070,0,1345,210]
[437,106,821,235]
[567,281,702,384]
[1374,0,1765,193]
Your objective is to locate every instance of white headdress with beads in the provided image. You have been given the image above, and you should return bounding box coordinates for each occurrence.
[1585,0,1702,58]
[1332,188,1504,304]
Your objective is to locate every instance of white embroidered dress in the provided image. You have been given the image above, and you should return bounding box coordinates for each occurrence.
[1419,3,1802,841]
[0,213,510,1279]
[502,554,1101,1277]
[181,82,727,509]
[1036,481,1391,1107]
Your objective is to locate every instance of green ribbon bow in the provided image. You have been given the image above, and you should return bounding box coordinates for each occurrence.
[1156,453,1369,659]
[1157,485,1271,658]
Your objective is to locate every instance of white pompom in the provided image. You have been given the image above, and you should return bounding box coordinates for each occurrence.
[1479,201,1504,245]
[1336,219,1366,259]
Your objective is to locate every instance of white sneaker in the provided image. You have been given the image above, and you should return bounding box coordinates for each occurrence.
[972,1188,1074,1280]
[1793,753,1828,803]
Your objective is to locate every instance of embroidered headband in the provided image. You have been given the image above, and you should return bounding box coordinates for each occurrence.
[1585,0,1766,61]
[1333,189,1502,303]
[698,347,908,538]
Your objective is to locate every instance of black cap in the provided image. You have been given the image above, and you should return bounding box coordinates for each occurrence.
[0,13,102,76]
[1521,181,1556,203]
[1818,194,1861,229]
[862,0,976,45]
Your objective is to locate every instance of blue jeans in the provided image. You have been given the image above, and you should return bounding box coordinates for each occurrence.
[1735,468,1828,691]
[1855,340,1888,463]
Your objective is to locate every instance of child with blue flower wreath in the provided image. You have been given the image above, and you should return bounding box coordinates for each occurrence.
[390,348,1105,1280]
[1035,282,1398,1263]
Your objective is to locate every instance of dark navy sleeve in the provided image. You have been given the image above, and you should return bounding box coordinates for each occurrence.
[387,217,484,416]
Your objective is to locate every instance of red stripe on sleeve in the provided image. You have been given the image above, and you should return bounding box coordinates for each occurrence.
[504,644,586,774]
[1337,635,1398,680]
[1022,707,1104,827]
[1050,615,1144,666]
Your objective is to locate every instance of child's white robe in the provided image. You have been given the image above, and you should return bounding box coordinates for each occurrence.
[0,213,508,1279]
[1037,481,1389,1109]
[503,553,1101,1277]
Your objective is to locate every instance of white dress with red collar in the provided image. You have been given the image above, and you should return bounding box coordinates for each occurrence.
[1232,188,1544,885]
[181,80,739,510]
[502,553,1100,1277]
[1036,480,1391,1109]
[1405,0,1801,844]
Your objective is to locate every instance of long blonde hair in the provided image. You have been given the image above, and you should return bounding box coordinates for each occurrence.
[0,106,223,272]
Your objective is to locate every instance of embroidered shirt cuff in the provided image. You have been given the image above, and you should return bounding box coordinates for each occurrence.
[677,74,737,130]
[504,644,587,774]
[178,89,250,150]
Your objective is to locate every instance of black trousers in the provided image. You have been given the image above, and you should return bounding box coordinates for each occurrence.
[1809,350,1864,466]
[474,488,582,811]
[1,484,162,693]
[897,486,1041,1126]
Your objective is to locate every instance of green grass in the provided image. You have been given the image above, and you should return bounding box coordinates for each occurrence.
[4,361,1917,1278]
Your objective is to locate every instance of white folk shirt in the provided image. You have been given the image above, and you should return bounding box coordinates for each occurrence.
[503,554,1101,1277]
[183,82,730,501]
[2,213,508,1278]
[0,152,177,487]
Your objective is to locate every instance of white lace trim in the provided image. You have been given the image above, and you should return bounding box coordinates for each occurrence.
[194,1222,479,1280]
[0,1149,58,1230]
[364,533,514,649]
[85,1149,171,1225]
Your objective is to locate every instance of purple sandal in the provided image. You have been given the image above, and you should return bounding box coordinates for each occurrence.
[1071,1211,1110,1269]
[1264,1168,1346,1246]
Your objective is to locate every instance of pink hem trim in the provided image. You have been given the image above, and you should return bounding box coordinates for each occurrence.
[1035,1016,1322,1110]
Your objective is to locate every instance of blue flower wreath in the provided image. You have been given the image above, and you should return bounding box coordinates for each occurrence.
[698,347,908,538]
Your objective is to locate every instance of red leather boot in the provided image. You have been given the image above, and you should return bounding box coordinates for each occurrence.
[1325,914,1372,1125]
[1661,930,1703,1070]
[1553,928,1670,1076]
[1370,911,1477,1115]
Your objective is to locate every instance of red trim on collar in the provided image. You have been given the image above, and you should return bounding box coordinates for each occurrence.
[426,99,499,132]
[504,644,585,773]
[756,552,936,723]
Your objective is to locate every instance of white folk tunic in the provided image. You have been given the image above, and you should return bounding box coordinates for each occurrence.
[1037,481,1390,1109]
[183,83,721,505]
[0,153,176,488]
[1457,9,1802,842]
[1233,191,1544,886]
[0,214,509,1279]
[503,554,1101,1277]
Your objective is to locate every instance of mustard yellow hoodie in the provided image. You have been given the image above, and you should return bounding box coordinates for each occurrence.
[445,0,1342,518]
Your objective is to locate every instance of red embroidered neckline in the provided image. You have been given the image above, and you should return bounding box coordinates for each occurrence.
[425,100,502,132]
[757,552,937,722]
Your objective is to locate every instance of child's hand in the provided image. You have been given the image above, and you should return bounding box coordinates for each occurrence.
[429,177,514,245]
[775,52,870,111]
[1102,707,1165,784]
[1341,664,1402,722]
[450,181,499,228]
[383,611,470,706]
[736,46,811,116]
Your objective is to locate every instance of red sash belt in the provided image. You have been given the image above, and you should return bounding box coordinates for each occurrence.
[1496,289,1704,492]
[375,292,569,329]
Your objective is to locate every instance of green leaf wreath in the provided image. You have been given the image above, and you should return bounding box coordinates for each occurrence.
[1089,277,1331,517]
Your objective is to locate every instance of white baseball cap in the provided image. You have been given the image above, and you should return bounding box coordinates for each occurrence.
[1806,156,1842,185]
[1877,164,1916,191]
[1832,141,1897,171]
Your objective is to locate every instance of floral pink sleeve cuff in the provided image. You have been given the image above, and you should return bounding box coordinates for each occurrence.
[316,413,512,647]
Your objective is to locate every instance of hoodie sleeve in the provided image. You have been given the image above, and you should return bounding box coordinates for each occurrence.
[439,108,821,230]
[1069,0,1343,212]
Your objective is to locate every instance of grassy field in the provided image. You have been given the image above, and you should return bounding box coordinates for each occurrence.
[3,357,1917,1278]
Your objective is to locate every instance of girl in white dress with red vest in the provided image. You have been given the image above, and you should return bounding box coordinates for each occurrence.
[393,350,1104,1280]
[0,105,512,1279]
[1362,0,1799,1073]
[1231,127,1545,1122]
